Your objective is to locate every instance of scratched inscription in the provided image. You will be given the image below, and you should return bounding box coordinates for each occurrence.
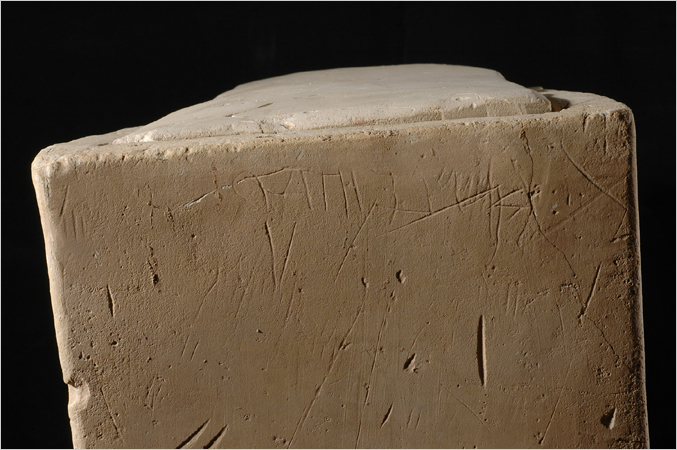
[60,115,640,448]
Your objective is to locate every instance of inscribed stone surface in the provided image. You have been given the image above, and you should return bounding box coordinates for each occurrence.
[32,65,647,448]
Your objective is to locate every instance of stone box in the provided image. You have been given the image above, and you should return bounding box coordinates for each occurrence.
[32,65,648,448]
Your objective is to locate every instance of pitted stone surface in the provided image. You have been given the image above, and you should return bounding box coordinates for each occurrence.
[33,65,647,449]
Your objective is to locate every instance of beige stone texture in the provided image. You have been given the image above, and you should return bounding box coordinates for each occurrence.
[32,65,648,448]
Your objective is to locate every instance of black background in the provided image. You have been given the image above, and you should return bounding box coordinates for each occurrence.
[2,3,674,448]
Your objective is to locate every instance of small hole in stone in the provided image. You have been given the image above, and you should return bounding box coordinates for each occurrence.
[396,270,406,284]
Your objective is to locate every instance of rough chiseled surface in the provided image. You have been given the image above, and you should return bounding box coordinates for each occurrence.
[32,65,647,448]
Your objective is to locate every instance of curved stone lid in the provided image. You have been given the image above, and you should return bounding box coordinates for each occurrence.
[113,64,551,143]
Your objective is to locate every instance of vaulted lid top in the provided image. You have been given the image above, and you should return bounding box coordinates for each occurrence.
[113,64,551,143]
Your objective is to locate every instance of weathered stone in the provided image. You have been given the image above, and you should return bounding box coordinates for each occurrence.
[32,65,648,448]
